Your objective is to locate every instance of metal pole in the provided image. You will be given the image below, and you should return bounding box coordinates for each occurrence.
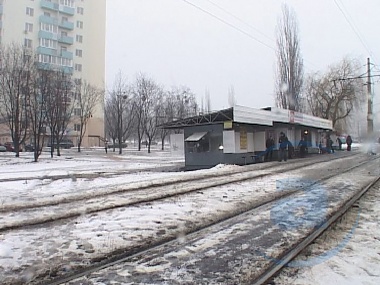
[367,57,373,136]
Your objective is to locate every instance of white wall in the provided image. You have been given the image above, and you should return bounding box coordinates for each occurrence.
[170,134,184,156]
[247,132,254,152]
[223,130,235,153]
[253,131,266,151]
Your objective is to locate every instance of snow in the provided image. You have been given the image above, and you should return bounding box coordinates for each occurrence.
[0,147,379,284]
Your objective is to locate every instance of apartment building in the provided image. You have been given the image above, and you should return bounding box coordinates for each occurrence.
[0,0,106,147]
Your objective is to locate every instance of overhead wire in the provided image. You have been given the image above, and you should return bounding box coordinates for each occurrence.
[181,0,321,70]
[333,0,379,65]
[180,0,275,51]
[203,0,275,44]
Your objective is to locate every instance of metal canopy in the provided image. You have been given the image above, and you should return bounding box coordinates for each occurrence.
[185,132,208,142]
[161,108,233,129]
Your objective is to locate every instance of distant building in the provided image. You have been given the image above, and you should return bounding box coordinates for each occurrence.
[0,0,106,147]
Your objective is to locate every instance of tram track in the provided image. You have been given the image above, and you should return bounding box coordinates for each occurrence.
[0,152,359,212]
[0,153,367,232]
[31,154,379,285]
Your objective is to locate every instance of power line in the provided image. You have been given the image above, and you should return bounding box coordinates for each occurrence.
[182,0,322,70]
[333,0,379,65]
[181,0,275,51]
[204,0,275,43]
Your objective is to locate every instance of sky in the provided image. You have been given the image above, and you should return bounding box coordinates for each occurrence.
[105,0,380,111]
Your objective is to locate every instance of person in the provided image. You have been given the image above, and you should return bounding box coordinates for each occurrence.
[346,135,352,151]
[278,132,289,162]
[298,137,307,157]
[337,137,342,150]
[325,135,333,153]
[104,140,108,154]
[329,137,335,153]
[265,135,275,161]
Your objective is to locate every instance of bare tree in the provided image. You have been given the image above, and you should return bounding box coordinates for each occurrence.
[132,73,152,151]
[204,88,212,113]
[275,4,304,111]
[228,85,236,107]
[303,58,364,131]
[143,83,163,153]
[27,67,51,162]
[0,43,34,157]
[75,80,103,152]
[105,72,135,154]
[45,70,74,157]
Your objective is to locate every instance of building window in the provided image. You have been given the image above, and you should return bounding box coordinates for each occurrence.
[25,23,33,33]
[76,21,83,29]
[40,38,58,49]
[26,7,34,16]
[74,78,82,85]
[75,63,82,72]
[75,49,82,57]
[24,39,32,48]
[74,108,81,116]
[44,12,50,17]
[77,7,84,15]
[76,35,83,43]
[62,16,68,23]
[74,124,81,131]
[60,0,74,7]
[41,23,58,33]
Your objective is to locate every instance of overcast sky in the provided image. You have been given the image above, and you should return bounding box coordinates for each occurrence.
[106,0,380,111]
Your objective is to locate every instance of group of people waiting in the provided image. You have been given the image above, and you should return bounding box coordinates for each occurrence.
[319,134,352,153]
[265,132,296,161]
[264,133,353,162]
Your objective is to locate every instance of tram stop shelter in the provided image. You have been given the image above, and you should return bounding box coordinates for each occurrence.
[162,105,333,170]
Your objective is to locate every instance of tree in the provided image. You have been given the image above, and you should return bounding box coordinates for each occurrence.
[105,72,134,154]
[132,73,151,151]
[303,58,365,131]
[228,85,237,107]
[0,44,35,157]
[275,4,304,111]
[143,84,163,153]
[45,70,74,157]
[75,80,102,152]
[27,67,51,162]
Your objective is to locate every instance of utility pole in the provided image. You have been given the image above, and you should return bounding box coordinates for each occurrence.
[367,58,373,136]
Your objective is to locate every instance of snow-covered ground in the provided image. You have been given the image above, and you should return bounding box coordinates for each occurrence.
[0,147,379,284]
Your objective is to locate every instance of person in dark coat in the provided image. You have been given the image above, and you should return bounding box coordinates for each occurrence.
[278,132,289,162]
[298,137,307,157]
[329,137,335,153]
[346,135,352,151]
[337,137,342,150]
[265,135,275,161]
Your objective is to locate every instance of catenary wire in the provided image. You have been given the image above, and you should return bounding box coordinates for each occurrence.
[181,0,275,50]
[204,0,275,43]
[182,0,321,70]
[333,0,379,66]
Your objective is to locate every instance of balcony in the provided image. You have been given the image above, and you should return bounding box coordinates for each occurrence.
[59,20,74,30]
[61,50,73,60]
[40,0,59,12]
[39,15,58,26]
[37,46,57,57]
[38,30,58,40]
[58,35,74,45]
[59,5,75,16]
[37,62,73,74]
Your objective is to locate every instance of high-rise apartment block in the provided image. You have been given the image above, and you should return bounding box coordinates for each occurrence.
[0,0,106,147]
